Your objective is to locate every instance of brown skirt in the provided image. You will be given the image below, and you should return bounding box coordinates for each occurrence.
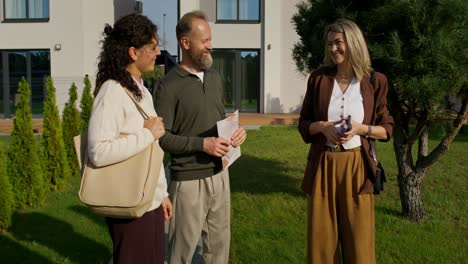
[106,206,165,264]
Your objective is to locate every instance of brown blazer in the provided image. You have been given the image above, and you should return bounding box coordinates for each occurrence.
[298,67,394,195]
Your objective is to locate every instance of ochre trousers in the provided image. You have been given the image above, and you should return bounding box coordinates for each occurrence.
[307,148,375,264]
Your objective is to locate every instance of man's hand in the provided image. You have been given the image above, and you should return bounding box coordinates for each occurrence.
[203,137,230,157]
[231,127,246,147]
[161,197,172,221]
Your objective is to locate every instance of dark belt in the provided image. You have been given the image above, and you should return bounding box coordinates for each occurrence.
[324,145,361,152]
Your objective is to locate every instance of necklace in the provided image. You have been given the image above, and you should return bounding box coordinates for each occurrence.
[336,74,353,93]
[336,74,353,81]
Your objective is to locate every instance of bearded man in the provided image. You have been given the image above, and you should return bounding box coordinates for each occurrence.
[154,10,246,264]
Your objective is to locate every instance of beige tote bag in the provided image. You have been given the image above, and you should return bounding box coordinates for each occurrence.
[74,89,163,218]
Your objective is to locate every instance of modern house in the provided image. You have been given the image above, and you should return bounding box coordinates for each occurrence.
[0,0,307,119]
[179,0,307,113]
[0,0,140,118]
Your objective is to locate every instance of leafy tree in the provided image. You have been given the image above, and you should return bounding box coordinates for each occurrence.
[0,141,14,230]
[292,0,467,221]
[142,65,164,94]
[7,78,46,209]
[368,0,467,221]
[292,0,383,73]
[80,75,94,132]
[62,82,81,178]
[42,77,70,190]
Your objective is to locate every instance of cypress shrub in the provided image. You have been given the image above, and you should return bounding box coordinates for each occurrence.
[80,75,93,132]
[62,83,81,178]
[0,141,14,230]
[7,77,46,209]
[42,77,70,190]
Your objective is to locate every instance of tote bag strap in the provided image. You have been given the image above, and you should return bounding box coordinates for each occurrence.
[76,85,153,171]
[122,87,150,120]
[367,70,379,165]
[368,139,378,165]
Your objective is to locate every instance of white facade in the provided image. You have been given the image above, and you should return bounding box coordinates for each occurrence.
[179,0,307,113]
[0,0,307,115]
[0,0,136,115]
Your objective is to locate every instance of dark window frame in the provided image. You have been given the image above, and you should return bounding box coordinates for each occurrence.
[212,48,260,113]
[216,0,261,24]
[2,0,50,23]
[0,49,50,118]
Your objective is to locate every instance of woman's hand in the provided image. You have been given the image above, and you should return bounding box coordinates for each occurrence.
[161,197,173,221]
[144,117,165,140]
[317,120,342,146]
[341,118,366,144]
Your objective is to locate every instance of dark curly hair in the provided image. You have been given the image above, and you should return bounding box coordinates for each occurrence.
[95,13,157,100]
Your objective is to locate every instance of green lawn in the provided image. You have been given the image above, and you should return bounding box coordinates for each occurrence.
[0,126,467,263]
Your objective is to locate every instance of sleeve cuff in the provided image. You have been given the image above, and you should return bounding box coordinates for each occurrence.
[192,137,205,152]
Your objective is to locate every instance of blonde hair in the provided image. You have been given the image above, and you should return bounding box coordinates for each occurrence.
[323,19,371,81]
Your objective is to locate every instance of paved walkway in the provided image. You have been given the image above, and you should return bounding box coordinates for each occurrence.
[0,113,299,134]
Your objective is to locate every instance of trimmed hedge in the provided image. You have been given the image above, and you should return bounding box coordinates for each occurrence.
[0,141,14,230]
[42,77,70,190]
[80,75,93,132]
[62,82,81,178]
[7,78,46,209]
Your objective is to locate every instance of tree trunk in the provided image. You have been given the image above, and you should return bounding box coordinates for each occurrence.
[393,124,427,221]
[398,171,426,221]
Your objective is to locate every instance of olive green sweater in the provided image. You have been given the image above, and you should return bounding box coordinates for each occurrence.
[154,65,225,181]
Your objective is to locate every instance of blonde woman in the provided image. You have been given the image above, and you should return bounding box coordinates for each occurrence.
[298,19,393,263]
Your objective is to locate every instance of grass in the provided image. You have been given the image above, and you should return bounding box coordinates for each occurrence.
[0,126,467,263]
[0,136,112,263]
[229,126,467,263]
[0,136,9,145]
[0,176,112,263]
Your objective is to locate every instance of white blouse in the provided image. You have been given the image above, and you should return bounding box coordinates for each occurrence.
[87,79,168,211]
[327,78,364,149]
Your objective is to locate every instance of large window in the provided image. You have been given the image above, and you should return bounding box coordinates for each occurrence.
[217,0,260,23]
[4,0,49,21]
[0,50,50,117]
[0,56,3,117]
[212,49,260,112]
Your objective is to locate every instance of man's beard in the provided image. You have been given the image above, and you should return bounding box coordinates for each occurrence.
[189,49,213,70]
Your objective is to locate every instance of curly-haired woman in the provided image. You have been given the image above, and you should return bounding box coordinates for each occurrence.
[87,14,172,264]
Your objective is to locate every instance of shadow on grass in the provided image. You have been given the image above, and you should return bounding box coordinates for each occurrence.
[375,206,403,217]
[7,212,110,263]
[229,153,303,197]
[69,205,107,228]
[0,235,51,263]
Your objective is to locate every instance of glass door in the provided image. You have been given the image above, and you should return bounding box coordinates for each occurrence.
[0,49,50,117]
[212,49,260,112]
[8,51,28,115]
[212,50,237,112]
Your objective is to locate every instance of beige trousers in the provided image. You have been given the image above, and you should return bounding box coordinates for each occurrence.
[168,170,230,264]
[307,149,375,264]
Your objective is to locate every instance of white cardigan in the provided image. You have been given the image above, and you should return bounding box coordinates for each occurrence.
[87,79,168,212]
